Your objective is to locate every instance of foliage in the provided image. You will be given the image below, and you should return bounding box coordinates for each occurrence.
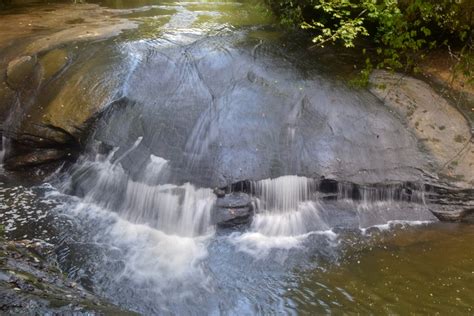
[268,0,473,85]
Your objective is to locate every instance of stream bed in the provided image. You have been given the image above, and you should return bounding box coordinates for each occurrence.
[0,0,473,314]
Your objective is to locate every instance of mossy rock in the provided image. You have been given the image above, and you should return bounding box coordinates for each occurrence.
[6,55,37,90]
[0,80,15,121]
[39,49,69,83]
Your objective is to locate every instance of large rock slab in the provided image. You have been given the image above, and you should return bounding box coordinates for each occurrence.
[1,39,132,170]
[93,37,429,188]
[0,2,138,169]
[370,70,473,188]
[0,3,136,52]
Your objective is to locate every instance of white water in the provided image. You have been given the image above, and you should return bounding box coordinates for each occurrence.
[53,141,217,298]
[67,144,215,237]
[53,198,212,299]
[230,175,433,257]
[249,176,328,236]
[231,176,331,256]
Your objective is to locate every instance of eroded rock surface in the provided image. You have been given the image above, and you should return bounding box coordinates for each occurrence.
[370,70,474,188]
[0,3,138,170]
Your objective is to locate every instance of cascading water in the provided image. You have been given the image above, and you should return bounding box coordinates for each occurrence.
[0,0,458,313]
[230,176,332,258]
[49,139,218,310]
[64,139,216,237]
[250,176,328,236]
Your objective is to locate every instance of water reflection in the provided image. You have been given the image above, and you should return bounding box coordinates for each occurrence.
[0,0,472,315]
[289,223,474,314]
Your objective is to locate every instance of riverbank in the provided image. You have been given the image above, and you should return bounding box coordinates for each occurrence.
[0,236,136,315]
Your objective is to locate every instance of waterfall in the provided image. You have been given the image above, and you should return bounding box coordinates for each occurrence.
[249,176,328,236]
[251,176,316,213]
[336,182,426,204]
[66,141,216,237]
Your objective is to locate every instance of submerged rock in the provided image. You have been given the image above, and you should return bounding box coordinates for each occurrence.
[0,238,137,315]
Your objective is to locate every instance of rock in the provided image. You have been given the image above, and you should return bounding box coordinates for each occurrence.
[2,40,128,170]
[25,21,137,55]
[213,193,253,228]
[429,207,474,222]
[220,177,474,223]
[370,70,474,188]
[214,206,253,228]
[0,80,15,122]
[213,188,226,197]
[6,56,37,90]
[216,192,252,208]
[39,49,69,82]
[3,148,71,170]
[0,238,137,315]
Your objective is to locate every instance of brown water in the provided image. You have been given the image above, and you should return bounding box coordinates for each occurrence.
[290,223,474,314]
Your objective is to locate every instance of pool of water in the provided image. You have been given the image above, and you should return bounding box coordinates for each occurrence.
[0,0,473,314]
[1,181,472,314]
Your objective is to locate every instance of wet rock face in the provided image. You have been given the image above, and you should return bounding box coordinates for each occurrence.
[0,1,471,215]
[3,148,72,169]
[1,42,131,170]
[0,3,137,171]
[0,81,14,123]
[215,178,473,226]
[38,49,69,83]
[93,37,428,188]
[213,193,253,228]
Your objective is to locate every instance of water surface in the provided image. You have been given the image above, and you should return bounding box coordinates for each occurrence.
[0,0,472,314]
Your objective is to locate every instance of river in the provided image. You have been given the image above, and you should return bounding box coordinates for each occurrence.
[0,0,473,314]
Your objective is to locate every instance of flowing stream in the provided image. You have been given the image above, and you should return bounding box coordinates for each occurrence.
[0,0,473,314]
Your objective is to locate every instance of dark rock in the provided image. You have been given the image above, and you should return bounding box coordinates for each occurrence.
[0,80,15,122]
[213,206,253,228]
[213,193,253,228]
[220,177,474,223]
[213,188,226,197]
[3,148,71,170]
[429,206,474,222]
[216,192,252,208]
